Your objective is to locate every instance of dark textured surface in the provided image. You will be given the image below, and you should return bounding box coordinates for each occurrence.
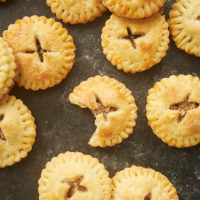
[0,0,200,199]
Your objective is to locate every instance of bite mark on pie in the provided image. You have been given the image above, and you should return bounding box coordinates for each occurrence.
[69,75,137,147]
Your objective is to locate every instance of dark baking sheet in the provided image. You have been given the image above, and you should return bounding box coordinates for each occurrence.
[0,0,200,199]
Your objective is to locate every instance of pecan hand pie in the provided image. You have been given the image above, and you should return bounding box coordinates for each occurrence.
[46,0,107,24]
[101,13,169,73]
[3,16,75,90]
[0,37,16,100]
[69,76,137,148]
[112,165,179,200]
[0,95,36,168]
[169,0,200,57]
[38,151,111,200]
[102,0,166,19]
[146,75,200,148]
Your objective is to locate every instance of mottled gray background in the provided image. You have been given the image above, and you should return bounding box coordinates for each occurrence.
[0,0,200,199]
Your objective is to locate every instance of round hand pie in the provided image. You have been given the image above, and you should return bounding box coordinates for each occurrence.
[69,75,137,147]
[0,95,36,168]
[46,0,107,24]
[38,151,111,200]
[3,15,75,90]
[0,37,16,100]
[101,13,169,73]
[146,75,200,148]
[102,0,166,19]
[112,165,179,200]
[169,0,200,57]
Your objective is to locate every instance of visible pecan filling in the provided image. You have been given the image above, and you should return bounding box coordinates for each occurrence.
[169,96,199,122]
[65,176,87,199]
[93,97,117,120]
[121,27,144,49]
[25,38,48,62]
[144,193,151,200]
[0,128,5,141]
[0,115,5,141]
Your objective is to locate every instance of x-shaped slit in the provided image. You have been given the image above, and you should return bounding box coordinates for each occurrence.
[121,27,144,48]
[93,96,117,120]
[25,38,48,62]
[144,193,151,200]
[169,96,199,122]
[0,115,5,141]
[64,176,87,199]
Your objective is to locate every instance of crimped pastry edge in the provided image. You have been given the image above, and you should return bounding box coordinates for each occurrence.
[146,74,200,148]
[112,165,179,200]
[101,14,169,74]
[38,151,111,200]
[102,0,166,19]
[3,15,75,90]
[0,37,16,100]
[0,95,36,168]
[46,0,107,24]
[169,0,200,57]
[69,75,137,147]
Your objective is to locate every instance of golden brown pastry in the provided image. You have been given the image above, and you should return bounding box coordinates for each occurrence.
[112,165,179,200]
[69,75,137,147]
[102,0,166,19]
[146,75,200,148]
[38,151,111,200]
[3,16,75,90]
[0,37,16,100]
[0,95,36,168]
[46,0,107,24]
[101,13,169,73]
[169,0,200,57]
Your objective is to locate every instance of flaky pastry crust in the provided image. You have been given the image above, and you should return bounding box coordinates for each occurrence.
[0,37,16,100]
[102,0,166,19]
[38,151,111,200]
[146,75,200,148]
[0,96,36,168]
[169,0,200,57]
[46,0,107,24]
[69,76,137,147]
[101,13,169,74]
[112,165,179,200]
[3,16,75,90]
